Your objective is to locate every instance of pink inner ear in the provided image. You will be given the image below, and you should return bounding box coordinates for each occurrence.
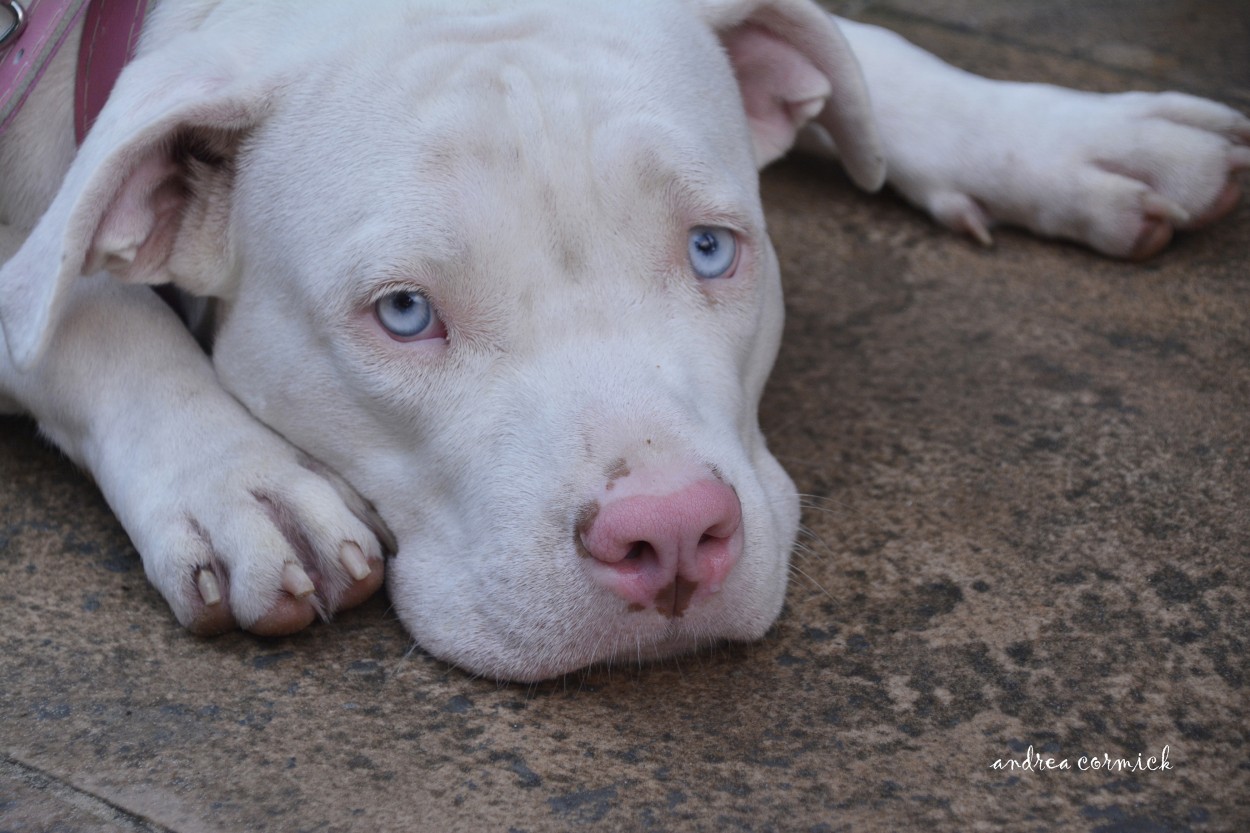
[88,151,186,281]
[722,23,833,166]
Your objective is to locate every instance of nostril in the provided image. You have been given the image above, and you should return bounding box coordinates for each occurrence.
[624,542,647,561]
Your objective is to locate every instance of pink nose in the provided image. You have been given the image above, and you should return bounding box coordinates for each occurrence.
[579,477,743,617]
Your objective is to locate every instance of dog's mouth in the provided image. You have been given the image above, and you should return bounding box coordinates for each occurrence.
[376,454,796,682]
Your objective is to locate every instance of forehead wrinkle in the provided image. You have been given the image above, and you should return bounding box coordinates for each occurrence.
[441,75,605,282]
[593,120,760,229]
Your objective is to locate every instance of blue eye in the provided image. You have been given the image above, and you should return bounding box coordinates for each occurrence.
[688,226,738,279]
[375,290,440,340]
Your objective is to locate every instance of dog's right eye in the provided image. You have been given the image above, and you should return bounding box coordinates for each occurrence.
[375,290,446,341]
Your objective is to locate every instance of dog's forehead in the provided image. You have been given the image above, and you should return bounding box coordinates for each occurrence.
[250,0,762,293]
[270,0,752,193]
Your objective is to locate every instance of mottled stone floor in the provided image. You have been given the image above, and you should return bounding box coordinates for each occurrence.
[3,2,1248,831]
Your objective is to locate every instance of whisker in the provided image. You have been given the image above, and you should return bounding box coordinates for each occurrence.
[795,522,837,560]
[788,562,833,599]
[789,536,820,559]
[394,640,422,677]
[583,627,610,682]
[796,492,857,513]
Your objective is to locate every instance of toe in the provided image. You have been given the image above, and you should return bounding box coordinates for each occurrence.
[929,191,994,247]
[1187,181,1242,229]
[298,454,398,555]
[334,543,386,611]
[246,595,319,637]
[188,607,237,636]
[1129,218,1174,261]
[186,567,237,635]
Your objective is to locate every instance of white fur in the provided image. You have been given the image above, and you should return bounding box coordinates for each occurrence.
[1,0,1246,680]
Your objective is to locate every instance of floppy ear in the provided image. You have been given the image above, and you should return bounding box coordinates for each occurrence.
[0,40,267,369]
[696,0,885,189]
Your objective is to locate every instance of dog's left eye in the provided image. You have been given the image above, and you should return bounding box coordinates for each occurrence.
[375,290,445,341]
[688,226,738,279]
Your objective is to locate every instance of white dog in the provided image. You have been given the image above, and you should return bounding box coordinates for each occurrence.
[2,0,1247,681]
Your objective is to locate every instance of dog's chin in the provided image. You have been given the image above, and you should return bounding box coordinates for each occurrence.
[499,635,753,685]
[386,553,789,683]
[416,624,774,685]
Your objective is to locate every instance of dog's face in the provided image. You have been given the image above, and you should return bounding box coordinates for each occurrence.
[215,3,797,680]
[1,0,882,681]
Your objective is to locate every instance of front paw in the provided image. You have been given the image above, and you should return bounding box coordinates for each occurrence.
[123,437,394,637]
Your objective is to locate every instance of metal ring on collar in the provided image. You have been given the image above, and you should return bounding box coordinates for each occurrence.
[0,0,27,50]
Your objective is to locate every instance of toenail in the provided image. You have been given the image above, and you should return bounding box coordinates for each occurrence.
[281,562,316,598]
[339,542,372,581]
[196,569,222,606]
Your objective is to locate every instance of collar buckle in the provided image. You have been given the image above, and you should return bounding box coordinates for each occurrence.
[0,1,27,51]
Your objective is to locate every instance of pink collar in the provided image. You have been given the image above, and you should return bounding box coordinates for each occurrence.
[0,0,149,143]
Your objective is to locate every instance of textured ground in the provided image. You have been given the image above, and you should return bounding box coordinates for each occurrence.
[3,1,1248,831]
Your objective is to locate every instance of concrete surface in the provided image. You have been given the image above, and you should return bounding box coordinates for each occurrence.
[3,2,1249,831]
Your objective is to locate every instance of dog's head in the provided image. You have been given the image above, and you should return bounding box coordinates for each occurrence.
[0,0,882,681]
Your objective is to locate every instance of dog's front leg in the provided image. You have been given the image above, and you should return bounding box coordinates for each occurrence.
[813,17,1250,258]
[0,274,392,636]
[0,225,27,414]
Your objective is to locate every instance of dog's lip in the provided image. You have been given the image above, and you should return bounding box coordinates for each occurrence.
[492,628,716,683]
